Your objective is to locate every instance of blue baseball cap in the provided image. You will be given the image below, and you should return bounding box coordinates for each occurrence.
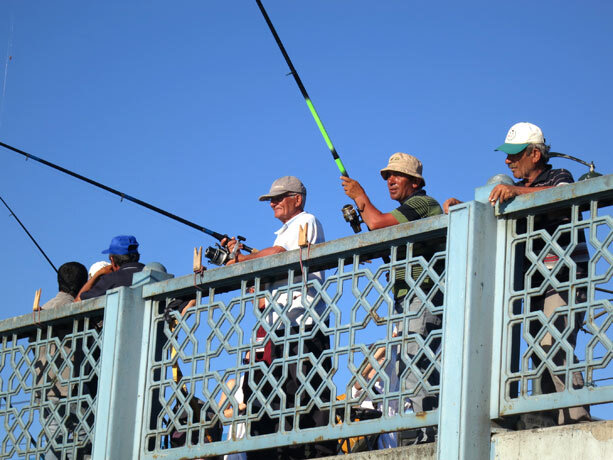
[101,235,139,255]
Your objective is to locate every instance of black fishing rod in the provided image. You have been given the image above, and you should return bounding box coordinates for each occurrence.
[0,141,254,252]
[255,0,349,178]
[0,194,58,273]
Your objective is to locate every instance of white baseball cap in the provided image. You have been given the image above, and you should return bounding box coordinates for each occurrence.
[89,261,110,279]
[496,122,545,154]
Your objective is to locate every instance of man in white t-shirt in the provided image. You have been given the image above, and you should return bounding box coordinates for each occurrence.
[225,176,334,459]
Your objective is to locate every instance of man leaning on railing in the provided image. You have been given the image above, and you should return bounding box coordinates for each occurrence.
[341,152,443,444]
[444,122,591,425]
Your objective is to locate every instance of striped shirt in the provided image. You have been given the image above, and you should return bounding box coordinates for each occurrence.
[516,165,573,187]
[390,190,443,298]
[390,190,442,223]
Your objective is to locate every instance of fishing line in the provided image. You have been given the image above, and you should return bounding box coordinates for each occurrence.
[0,193,58,273]
[0,14,14,131]
[0,141,254,252]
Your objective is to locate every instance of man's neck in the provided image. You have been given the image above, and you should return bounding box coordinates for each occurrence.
[523,166,547,186]
[279,210,304,224]
[396,189,421,204]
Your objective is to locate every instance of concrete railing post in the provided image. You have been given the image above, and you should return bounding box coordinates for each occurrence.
[92,267,172,460]
[437,200,498,459]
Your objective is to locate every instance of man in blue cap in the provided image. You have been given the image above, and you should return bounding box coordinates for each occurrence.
[77,235,144,300]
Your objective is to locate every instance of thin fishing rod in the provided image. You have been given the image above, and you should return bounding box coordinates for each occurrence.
[0,141,253,252]
[0,194,58,273]
[255,0,349,177]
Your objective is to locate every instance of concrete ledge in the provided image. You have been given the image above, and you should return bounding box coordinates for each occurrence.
[492,421,613,460]
[322,443,436,460]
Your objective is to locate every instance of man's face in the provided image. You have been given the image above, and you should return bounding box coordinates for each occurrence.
[384,172,419,202]
[269,193,303,223]
[505,147,538,180]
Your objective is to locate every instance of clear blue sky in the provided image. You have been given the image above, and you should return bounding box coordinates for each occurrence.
[1,0,612,417]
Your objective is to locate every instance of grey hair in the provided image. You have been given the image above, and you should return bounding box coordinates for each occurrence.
[531,142,551,164]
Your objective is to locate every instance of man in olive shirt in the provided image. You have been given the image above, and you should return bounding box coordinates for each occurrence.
[341,153,443,443]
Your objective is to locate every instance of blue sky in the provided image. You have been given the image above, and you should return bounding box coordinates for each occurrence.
[1,0,612,417]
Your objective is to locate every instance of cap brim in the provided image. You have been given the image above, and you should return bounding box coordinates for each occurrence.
[101,249,110,254]
[258,193,282,201]
[495,143,529,154]
[379,167,426,187]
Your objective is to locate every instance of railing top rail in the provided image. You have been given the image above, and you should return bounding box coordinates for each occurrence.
[496,173,613,217]
[0,296,106,335]
[142,213,448,300]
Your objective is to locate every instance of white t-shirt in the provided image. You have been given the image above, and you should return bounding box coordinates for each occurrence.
[265,211,325,328]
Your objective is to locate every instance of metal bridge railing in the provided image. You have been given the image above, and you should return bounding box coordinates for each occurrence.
[1,175,613,460]
[492,174,613,421]
[138,215,447,459]
[0,297,105,460]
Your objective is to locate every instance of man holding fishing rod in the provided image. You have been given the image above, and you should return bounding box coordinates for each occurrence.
[341,152,443,444]
[223,176,335,459]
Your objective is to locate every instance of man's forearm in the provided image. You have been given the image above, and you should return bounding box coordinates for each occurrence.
[489,184,555,205]
[355,194,399,230]
[232,246,285,263]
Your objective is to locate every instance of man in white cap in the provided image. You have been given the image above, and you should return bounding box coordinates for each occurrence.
[224,176,334,459]
[444,122,591,425]
[443,122,573,211]
[341,153,443,444]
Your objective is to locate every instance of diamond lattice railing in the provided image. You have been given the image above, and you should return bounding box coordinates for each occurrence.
[141,228,447,457]
[0,308,103,460]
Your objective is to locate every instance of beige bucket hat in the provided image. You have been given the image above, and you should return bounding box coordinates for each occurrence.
[380,152,425,186]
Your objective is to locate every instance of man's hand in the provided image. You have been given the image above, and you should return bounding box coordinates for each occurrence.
[221,237,241,254]
[75,263,114,302]
[94,264,114,278]
[443,198,462,214]
[340,176,366,201]
[220,237,242,264]
[488,184,520,206]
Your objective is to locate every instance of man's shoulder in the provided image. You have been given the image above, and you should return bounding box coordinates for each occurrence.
[285,211,324,231]
[81,262,145,299]
[398,192,443,217]
[41,291,74,310]
[291,211,320,224]
[525,166,574,188]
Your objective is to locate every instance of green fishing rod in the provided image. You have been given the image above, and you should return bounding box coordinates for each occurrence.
[255,1,366,232]
[255,0,349,178]
[0,141,254,253]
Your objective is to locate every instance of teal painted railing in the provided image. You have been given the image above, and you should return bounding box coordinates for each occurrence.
[1,175,612,460]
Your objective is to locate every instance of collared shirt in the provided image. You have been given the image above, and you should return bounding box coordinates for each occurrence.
[516,165,573,188]
[390,190,442,224]
[273,211,325,249]
[265,211,325,328]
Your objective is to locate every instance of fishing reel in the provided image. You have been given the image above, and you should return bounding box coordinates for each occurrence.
[204,244,231,266]
[205,235,247,266]
[342,204,363,233]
